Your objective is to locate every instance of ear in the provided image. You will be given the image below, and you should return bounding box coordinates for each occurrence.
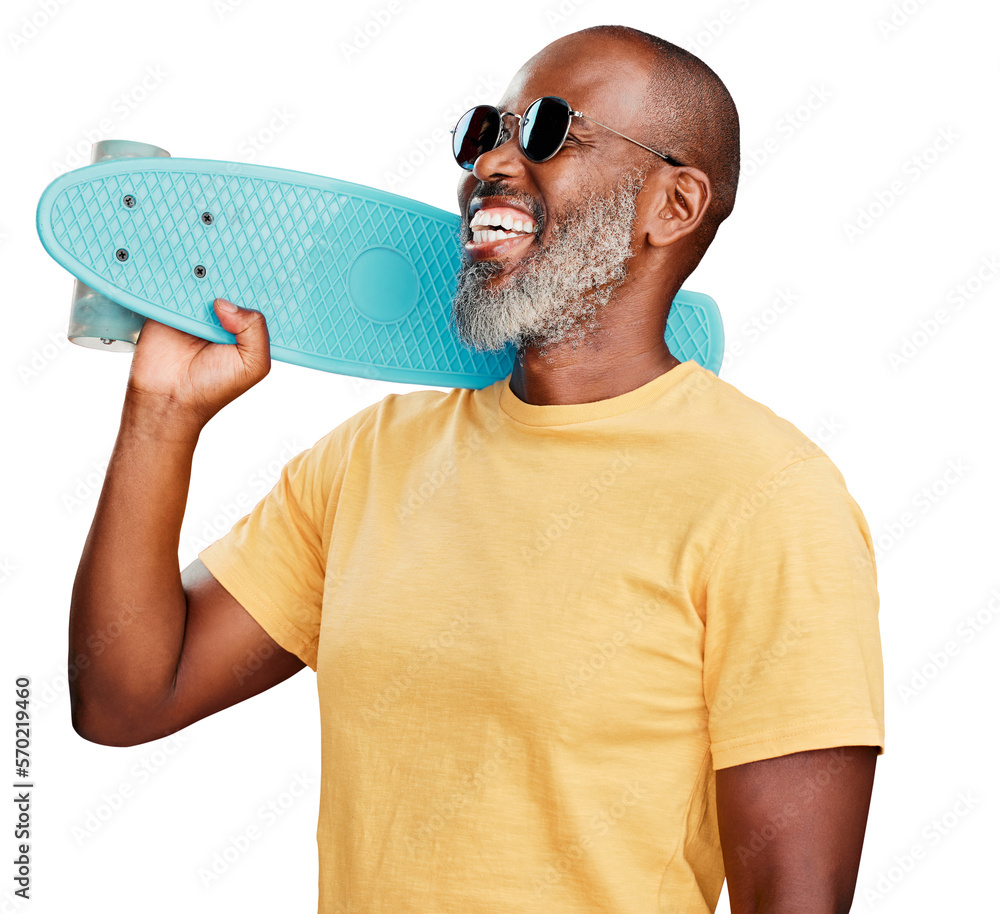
[640,166,713,248]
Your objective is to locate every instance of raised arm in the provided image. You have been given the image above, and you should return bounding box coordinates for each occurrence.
[69,300,304,747]
[716,745,878,914]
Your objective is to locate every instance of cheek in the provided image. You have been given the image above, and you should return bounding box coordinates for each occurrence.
[456,171,477,211]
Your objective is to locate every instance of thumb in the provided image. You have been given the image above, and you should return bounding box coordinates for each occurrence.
[213,298,271,378]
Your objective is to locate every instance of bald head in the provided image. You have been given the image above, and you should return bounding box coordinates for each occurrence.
[543,26,741,266]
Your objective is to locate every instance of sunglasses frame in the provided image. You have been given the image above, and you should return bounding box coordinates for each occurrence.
[452,95,684,170]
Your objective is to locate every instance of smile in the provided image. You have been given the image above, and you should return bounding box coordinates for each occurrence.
[469,206,537,242]
[463,202,539,260]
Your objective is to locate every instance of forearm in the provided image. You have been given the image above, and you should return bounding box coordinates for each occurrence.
[69,390,202,744]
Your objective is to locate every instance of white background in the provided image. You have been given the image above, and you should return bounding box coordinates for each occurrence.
[2,0,998,911]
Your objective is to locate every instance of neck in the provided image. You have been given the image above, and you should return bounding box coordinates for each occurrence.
[505,268,685,405]
[508,332,681,406]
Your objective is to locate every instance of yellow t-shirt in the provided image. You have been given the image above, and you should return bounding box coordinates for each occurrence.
[200,359,884,914]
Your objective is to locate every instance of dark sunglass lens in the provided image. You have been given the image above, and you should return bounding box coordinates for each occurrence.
[520,97,570,162]
[453,106,499,169]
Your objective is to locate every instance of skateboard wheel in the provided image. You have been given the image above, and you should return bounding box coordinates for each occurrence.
[67,279,147,352]
[90,139,171,163]
[67,139,171,351]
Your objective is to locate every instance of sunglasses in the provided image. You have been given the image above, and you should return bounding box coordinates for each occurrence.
[451,95,684,170]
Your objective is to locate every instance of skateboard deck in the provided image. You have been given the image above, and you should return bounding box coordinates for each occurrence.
[37,155,725,388]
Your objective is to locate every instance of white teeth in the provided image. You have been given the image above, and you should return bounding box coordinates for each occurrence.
[469,209,537,233]
[469,212,539,243]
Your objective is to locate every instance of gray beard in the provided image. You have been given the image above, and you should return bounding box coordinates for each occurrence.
[450,171,645,355]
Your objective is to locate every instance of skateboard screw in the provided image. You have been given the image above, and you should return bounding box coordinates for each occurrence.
[116,248,129,262]
[100,338,114,345]
[123,195,136,208]
[194,265,207,279]
[201,212,214,225]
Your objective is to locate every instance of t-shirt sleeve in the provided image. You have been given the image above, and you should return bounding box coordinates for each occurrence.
[703,454,885,770]
[197,403,379,672]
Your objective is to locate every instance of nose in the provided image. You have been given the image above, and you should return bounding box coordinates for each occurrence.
[472,114,526,182]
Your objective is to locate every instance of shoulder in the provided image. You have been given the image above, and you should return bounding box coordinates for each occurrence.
[308,380,501,461]
[673,364,831,485]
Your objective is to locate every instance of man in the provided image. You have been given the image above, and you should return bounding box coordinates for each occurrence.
[69,25,884,914]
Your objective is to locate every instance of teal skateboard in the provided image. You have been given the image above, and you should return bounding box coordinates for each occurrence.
[36,140,725,388]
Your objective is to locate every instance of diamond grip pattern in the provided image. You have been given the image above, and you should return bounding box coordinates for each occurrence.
[40,159,723,387]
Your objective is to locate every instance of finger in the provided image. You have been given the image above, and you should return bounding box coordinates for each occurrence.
[213,298,271,378]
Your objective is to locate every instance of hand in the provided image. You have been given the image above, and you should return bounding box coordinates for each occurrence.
[126,298,271,429]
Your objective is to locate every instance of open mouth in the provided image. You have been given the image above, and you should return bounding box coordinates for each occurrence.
[463,204,539,261]
[468,206,537,243]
